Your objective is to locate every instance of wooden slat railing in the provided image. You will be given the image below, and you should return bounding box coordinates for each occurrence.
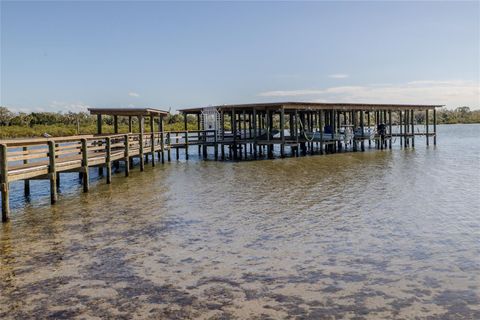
[0,130,216,222]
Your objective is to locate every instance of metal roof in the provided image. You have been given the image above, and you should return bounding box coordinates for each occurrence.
[179,102,443,113]
[88,108,169,116]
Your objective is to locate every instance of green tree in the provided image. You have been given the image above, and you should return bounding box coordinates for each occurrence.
[0,106,14,126]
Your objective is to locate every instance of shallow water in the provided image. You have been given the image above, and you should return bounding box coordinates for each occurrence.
[1,124,479,319]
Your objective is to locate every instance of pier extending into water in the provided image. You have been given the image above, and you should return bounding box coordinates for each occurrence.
[1,102,439,222]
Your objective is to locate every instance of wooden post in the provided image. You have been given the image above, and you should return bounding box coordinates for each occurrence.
[97,114,104,176]
[280,106,285,157]
[336,111,341,151]
[197,113,202,155]
[22,146,30,197]
[220,111,225,160]
[160,116,165,163]
[185,130,189,160]
[360,111,365,151]
[367,111,372,148]
[114,115,118,134]
[388,110,392,149]
[433,108,437,145]
[1,144,9,222]
[426,109,429,146]
[411,110,415,148]
[105,137,112,184]
[128,116,132,133]
[149,116,155,166]
[232,109,237,160]
[242,110,247,159]
[399,111,403,147]
[353,111,358,152]
[138,116,144,171]
[252,109,258,159]
[97,114,102,134]
[113,115,120,171]
[319,110,323,155]
[81,138,89,192]
[383,110,387,149]
[167,132,171,162]
[184,114,189,160]
[248,113,253,154]
[404,110,408,148]
[124,135,130,177]
[295,110,300,156]
[48,140,57,204]
[267,111,274,158]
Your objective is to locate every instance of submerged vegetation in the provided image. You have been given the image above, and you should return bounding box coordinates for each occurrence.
[0,106,479,139]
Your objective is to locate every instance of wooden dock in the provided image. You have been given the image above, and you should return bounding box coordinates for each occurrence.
[1,102,440,222]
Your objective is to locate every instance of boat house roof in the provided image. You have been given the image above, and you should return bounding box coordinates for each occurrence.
[179,102,443,113]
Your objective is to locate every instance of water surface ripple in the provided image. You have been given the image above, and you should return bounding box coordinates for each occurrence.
[1,124,479,319]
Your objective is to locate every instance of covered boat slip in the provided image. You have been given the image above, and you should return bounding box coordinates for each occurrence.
[180,102,440,159]
[1,102,440,222]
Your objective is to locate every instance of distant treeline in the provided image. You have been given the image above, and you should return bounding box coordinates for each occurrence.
[0,106,479,138]
[0,106,199,138]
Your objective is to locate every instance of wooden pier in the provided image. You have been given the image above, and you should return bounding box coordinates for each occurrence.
[0,103,440,222]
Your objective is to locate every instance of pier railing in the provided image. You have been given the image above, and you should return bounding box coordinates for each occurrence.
[0,130,217,221]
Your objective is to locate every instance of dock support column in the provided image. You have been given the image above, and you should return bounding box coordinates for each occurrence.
[379,111,384,150]
[253,109,258,159]
[232,109,237,160]
[184,114,189,160]
[388,110,392,149]
[1,144,9,222]
[97,114,103,176]
[150,116,156,166]
[113,116,119,171]
[197,114,202,155]
[319,110,323,155]
[399,111,403,147]
[81,139,89,191]
[123,135,130,177]
[139,116,145,171]
[367,112,371,147]
[353,111,358,152]
[411,110,415,148]
[23,146,30,197]
[268,111,274,158]
[403,111,408,148]
[48,141,57,204]
[106,137,112,184]
[433,108,437,145]
[280,107,285,158]
[167,133,171,162]
[425,110,429,146]
[159,116,165,163]
[360,111,365,152]
[383,111,387,149]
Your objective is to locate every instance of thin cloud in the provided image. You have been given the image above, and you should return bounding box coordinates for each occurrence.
[329,74,349,79]
[258,80,480,109]
[128,92,140,97]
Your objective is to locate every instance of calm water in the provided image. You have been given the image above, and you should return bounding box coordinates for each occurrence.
[1,124,479,319]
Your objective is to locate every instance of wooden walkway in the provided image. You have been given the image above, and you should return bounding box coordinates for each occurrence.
[0,130,216,221]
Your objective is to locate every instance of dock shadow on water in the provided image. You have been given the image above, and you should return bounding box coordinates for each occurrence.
[1,124,479,319]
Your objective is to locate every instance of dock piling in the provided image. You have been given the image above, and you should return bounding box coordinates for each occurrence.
[1,144,9,222]
[81,138,89,192]
[106,137,112,184]
[48,141,57,204]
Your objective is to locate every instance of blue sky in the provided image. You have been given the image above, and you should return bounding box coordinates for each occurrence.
[1,1,479,112]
